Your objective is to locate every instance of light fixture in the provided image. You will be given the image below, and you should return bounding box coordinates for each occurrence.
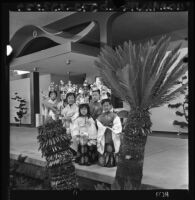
[7,45,13,56]
[14,70,30,75]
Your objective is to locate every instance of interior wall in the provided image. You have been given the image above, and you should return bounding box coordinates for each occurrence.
[39,74,51,114]
[10,78,31,124]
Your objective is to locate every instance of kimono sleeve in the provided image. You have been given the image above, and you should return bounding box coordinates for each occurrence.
[88,118,97,140]
[111,116,122,154]
[71,105,79,122]
[112,116,122,135]
[96,119,107,154]
[71,118,80,137]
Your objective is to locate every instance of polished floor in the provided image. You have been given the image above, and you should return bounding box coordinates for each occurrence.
[10,126,188,189]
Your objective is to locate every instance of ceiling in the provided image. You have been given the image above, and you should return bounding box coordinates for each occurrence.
[9,12,75,39]
[111,12,188,45]
[12,52,98,77]
[10,12,188,76]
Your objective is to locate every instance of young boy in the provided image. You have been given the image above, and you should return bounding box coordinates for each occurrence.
[96,98,122,167]
[89,89,103,121]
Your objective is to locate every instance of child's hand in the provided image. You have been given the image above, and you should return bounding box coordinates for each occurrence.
[76,136,80,143]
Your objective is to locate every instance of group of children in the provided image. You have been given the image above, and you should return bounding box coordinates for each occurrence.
[42,79,122,168]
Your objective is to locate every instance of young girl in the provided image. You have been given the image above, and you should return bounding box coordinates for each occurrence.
[41,83,59,121]
[61,92,79,134]
[57,80,67,115]
[72,103,98,165]
[96,98,122,167]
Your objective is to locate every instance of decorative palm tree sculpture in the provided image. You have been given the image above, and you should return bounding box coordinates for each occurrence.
[94,36,188,190]
[37,119,78,190]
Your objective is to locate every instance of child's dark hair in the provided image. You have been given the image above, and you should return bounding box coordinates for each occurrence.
[79,103,91,118]
[101,98,112,106]
[66,92,76,100]
[48,91,57,98]
[92,89,100,95]
[83,85,90,90]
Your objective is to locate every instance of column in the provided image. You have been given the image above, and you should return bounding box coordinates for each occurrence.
[30,72,40,127]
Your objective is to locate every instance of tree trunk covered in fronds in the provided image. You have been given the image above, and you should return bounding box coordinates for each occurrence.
[37,119,78,190]
[114,109,152,190]
[94,36,188,190]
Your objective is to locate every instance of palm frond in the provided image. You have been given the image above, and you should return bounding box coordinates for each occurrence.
[150,82,188,108]
[95,60,135,106]
[141,40,186,109]
[94,35,187,111]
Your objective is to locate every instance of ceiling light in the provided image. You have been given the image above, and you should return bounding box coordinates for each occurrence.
[14,70,30,75]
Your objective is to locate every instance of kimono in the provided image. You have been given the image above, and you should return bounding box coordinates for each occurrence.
[42,99,58,121]
[72,116,98,165]
[61,103,79,132]
[89,101,103,121]
[57,100,67,120]
[96,111,122,167]
[57,100,67,113]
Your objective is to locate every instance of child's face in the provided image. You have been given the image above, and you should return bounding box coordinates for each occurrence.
[92,91,100,102]
[102,102,112,113]
[67,95,75,105]
[60,92,66,100]
[83,86,88,95]
[80,107,88,116]
[50,92,57,101]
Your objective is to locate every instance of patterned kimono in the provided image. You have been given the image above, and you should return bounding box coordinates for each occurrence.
[42,99,58,121]
[72,116,98,165]
[61,103,79,150]
[57,100,67,120]
[96,111,122,167]
[57,100,67,113]
[89,101,103,121]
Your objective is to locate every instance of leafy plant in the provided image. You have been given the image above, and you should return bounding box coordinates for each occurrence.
[11,92,28,125]
[94,35,188,190]
[168,74,188,131]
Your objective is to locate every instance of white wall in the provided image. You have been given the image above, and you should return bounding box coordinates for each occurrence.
[150,47,188,133]
[10,78,31,124]
[122,46,188,133]
[39,74,51,114]
[39,73,69,114]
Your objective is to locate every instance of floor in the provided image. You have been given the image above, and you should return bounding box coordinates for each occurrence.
[10,126,188,189]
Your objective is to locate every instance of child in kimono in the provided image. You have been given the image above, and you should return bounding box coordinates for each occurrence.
[96,98,122,167]
[61,92,79,155]
[89,89,103,121]
[72,103,98,165]
[57,80,67,115]
[41,89,59,121]
[61,92,78,131]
